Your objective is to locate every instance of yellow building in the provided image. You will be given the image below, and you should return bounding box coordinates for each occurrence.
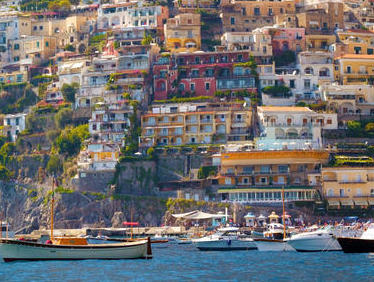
[140,102,252,147]
[217,150,329,204]
[9,36,57,65]
[305,34,336,51]
[164,13,201,53]
[322,166,374,209]
[335,54,374,85]
[0,65,28,83]
[337,30,374,55]
[19,14,95,50]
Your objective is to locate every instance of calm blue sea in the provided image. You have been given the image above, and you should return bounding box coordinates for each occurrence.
[0,243,373,281]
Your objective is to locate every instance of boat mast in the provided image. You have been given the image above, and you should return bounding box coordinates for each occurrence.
[282,185,286,240]
[51,177,55,242]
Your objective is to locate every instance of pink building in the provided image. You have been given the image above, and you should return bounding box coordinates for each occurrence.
[263,27,306,55]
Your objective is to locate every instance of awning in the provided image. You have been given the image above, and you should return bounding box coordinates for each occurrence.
[172,210,227,220]
[328,200,340,206]
[341,199,354,206]
[354,199,368,206]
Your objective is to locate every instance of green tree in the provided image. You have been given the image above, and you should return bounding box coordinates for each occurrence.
[55,107,73,129]
[55,125,89,156]
[141,33,153,45]
[46,155,63,175]
[61,82,79,103]
[64,44,76,52]
[347,121,364,137]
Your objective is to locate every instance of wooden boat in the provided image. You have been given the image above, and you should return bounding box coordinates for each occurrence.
[0,237,152,262]
[0,179,152,262]
[253,187,295,252]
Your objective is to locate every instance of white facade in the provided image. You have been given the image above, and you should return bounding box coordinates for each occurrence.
[3,112,26,141]
[0,12,19,65]
[257,106,337,149]
[97,2,162,30]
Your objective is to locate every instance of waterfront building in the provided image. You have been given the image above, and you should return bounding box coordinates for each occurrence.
[216,150,329,204]
[140,102,252,148]
[164,13,201,53]
[322,165,374,209]
[2,112,26,141]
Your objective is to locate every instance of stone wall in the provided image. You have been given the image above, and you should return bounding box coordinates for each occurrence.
[71,170,115,192]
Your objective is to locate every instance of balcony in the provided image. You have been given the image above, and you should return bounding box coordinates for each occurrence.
[200,118,213,124]
[186,119,198,124]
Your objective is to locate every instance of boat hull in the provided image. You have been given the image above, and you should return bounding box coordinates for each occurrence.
[337,237,374,253]
[0,239,150,262]
[288,237,341,252]
[194,239,257,251]
[254,239,295,252]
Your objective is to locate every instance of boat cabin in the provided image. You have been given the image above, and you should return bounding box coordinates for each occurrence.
[52,237,88,245]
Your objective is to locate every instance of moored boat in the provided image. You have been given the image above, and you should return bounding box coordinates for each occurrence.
[1,222,14,239]
[337,223,374,253]
[192,227,257,251]
[287,227,342,252]
[253,238,295,252]
[0,237,152,262]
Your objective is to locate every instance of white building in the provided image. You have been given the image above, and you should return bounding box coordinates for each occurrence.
[97,1,165,30]
[3,112,26,141]
[257,106,337,149]
[0,11,19,65]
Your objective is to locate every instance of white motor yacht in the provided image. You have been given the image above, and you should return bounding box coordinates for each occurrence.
[287,226,342,252]
[192,227,257,251]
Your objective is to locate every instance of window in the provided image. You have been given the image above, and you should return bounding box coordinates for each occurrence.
[195,57,200,64]
[278,165,288,173]
[356,188,362,196]
[230,17,235,25]
[289,80,295,88]
[304,79,311,89]
[368,48,374,55]
[45,41,49,47]
[339,189,345,197]
[254,7,260,15]
[347,66,351,74]
[36,41,40,48]
[13,56,19,62]
[354,46,362,54]
[14,43,19,50]
[39,26,43,30]
[371,189,374,196]
[260,177,267,184]
[260,165,270,173]
[243,178,249,184]
[205,82,210,90]
[190,83,195,91]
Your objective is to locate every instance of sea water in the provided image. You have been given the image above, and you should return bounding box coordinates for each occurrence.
[0,243,373,281]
